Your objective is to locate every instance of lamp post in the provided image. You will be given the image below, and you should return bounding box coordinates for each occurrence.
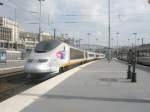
[95,38,98,52]
[78,39,82,48]
[87,33,91,51]
[137,38,140,46]
[116,32,120,57]
[133,33,137,47]
[128,38,130,47]
[38,0,45,42]
[54,28,56,39]
[108,0,111,61]
[111,38,114,49]
[141,38,144,45]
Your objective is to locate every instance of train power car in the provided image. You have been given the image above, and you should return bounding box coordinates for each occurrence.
[24,39,101,76]
[24,40,100,74]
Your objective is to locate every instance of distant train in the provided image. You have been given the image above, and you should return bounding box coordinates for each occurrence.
[118,46,150,66]
[24,39,105,75]
[0,49,22,63]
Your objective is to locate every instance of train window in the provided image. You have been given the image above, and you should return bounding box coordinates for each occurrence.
[35,40,61,53]
[64,46,65,51]
[89,54,94,57]
[139,50,141,57]
[70,48,84,59]
[96,55,99,57]
[84,52,88,58]
[142,50,144,57]
[145,49,148,57]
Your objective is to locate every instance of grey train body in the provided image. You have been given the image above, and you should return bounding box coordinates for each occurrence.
[24,40,105,75]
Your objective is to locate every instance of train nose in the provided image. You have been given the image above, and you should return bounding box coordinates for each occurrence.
[27,59,48,63]
[24,59,50,73]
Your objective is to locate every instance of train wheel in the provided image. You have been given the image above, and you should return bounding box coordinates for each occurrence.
[59,67,64,73]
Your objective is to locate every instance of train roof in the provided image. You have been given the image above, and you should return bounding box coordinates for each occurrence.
[35,39,64,53]
[40,39,63,45]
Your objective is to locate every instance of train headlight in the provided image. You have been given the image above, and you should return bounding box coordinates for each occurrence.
[38,59,48,63]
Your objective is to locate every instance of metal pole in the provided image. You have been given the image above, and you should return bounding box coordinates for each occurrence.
[87,33,90,51]
[38,0,45,42]
[111,38,114,49]
[14,8,17,50]
[128,39,130,47]
[133,33,137,47]
[108,0,111,61]
[116,32,119,57]
[138,38,140,46]
[79,40,80,48]
[78,39,82,48]
[48,14,51,39]
[54,28,56,39]
[142,38,144,45]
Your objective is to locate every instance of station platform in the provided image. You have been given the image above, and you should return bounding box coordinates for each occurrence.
[0,60,150,112]
[0,60,24,69]
[0,60,25,78]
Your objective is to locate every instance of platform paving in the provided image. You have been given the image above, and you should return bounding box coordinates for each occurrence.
[17,60,150,112]
[0,60,24,70]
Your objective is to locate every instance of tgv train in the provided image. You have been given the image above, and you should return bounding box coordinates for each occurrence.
[118,44,150,66]
[24,40,105,75]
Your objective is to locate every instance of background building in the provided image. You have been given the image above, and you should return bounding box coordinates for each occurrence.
[19,31,52,49]
[0,17,24,50]
[80,44,105,53]
[19,31,38,49]
[0,26,12,48]
[41,32,52,41]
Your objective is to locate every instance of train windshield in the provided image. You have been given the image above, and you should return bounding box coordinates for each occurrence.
[35,40,61,53]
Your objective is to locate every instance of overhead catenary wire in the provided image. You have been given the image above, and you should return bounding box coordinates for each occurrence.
[2,0,39,19]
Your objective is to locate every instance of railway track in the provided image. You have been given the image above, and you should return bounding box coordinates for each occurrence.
[0,67,24,79]
[0,61,95,102]
[0,68,60,102]
[0,72,38,102]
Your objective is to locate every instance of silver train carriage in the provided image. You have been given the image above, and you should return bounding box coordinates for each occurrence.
[118,47,150,66]
[24,40,104,74]
[137,48,150,66]
[0,49,22,63]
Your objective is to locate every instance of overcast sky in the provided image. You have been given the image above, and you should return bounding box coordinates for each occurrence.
[0,0,150,46]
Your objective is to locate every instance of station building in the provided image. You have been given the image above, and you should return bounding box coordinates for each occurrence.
[0,17,24,50]
[19,31,53,50]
